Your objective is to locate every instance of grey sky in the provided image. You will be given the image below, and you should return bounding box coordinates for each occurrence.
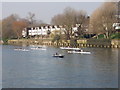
[2,2,103,24]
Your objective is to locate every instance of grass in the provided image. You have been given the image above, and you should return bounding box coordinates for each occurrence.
[110,32,120,39]
[93,32,120,39]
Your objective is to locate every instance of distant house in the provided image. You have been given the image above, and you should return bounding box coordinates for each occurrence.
[113,23,120,32]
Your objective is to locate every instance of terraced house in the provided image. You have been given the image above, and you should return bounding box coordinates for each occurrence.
[22,24,82,38]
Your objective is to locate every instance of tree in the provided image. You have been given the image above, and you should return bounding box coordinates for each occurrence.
[27,12,36,26]
[62,7,77,40]
[51,7,88,40]
[12,20,28,39]
[52,34,61,46]
[51,14,65,25]
[0,20,2,39]
[89,2,117,39]
[2,14,19,39]
[74,10,89,38]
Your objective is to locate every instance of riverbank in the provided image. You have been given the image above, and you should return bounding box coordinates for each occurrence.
[7,39,120,48]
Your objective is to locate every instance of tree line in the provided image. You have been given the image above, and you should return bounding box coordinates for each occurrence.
[0,2,118,42]
[1,12,47,41]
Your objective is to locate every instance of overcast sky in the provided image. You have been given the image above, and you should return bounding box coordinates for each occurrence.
[0,2,107,24]
[2,2,104,24]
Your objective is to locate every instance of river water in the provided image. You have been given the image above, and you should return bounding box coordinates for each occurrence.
[2,45,118,88]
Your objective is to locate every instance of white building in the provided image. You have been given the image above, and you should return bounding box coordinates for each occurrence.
[22,25,79,38]
[113,23,120,31]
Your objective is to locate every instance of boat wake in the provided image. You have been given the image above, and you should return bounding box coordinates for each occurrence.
[31,47,46,50]
[14,48,29,52]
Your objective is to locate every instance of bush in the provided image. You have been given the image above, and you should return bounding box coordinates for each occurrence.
[2,38,9,44]
[52,34,61,42]
[110,33,120,39]
[70,38,77,47]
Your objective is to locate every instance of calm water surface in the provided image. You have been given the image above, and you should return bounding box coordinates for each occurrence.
[2,45,118,88]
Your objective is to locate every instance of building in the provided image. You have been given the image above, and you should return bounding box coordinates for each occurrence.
[22,25,79,38]
[113,23,120,32]
[113,1,120,32]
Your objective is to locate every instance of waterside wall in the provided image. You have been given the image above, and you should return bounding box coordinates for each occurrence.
[8,39,120,48]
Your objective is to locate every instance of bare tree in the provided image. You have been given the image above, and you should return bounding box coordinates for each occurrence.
[89,2,117,38]
[63,7,76,39]
[51,7,88,40]
[27,12,36,26]
[51,14,65,25]
[12,20,28,39]
[74,10,88,37]
[0,20,2,40]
